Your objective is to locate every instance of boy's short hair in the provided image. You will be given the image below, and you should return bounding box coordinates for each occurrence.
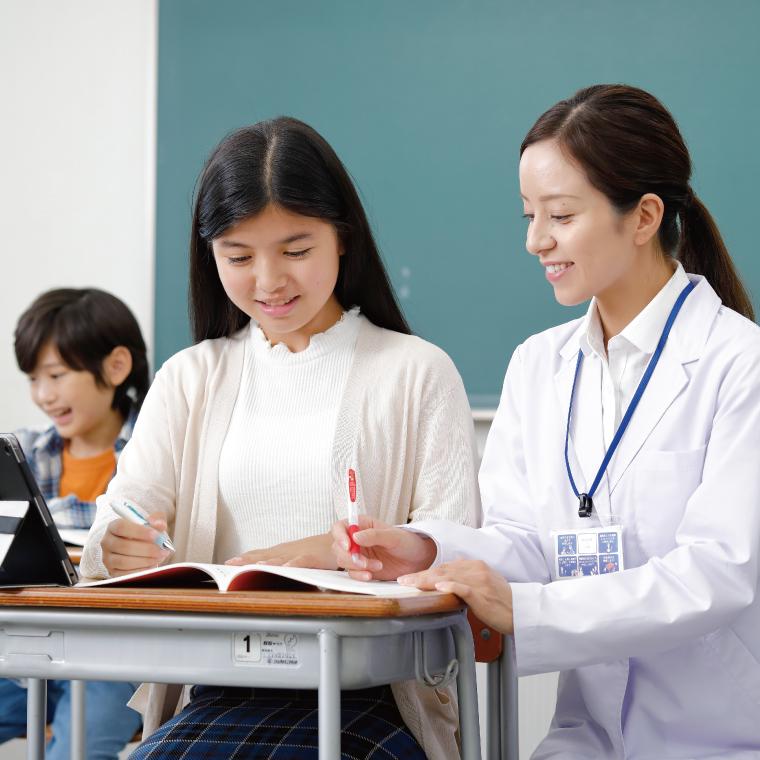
[14,288,149,417]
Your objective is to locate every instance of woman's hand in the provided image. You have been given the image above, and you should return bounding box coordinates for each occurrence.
[101,512,171,576]
[225,533,337,569]
[331,516,438,581]
[399,560,514,634]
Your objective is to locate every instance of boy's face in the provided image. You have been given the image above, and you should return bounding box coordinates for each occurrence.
[28,342,117,443]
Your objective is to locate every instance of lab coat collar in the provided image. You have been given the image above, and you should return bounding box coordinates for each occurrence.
[560,263,693,362]
[557,273,718,363]
[554,274,722,494]
[559,319,586,362]
[618,263,690,355]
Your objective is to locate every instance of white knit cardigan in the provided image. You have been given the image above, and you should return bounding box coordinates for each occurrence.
[81,317,480,759]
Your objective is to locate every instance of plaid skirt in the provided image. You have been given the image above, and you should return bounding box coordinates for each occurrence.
[129,685,426,760]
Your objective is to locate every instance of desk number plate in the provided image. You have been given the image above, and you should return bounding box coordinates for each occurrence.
[233,632,300,667]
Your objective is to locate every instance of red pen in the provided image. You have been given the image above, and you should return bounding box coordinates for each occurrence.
[347,468,361,561]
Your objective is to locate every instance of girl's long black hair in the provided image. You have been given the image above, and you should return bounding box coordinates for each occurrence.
[189,117,410,342]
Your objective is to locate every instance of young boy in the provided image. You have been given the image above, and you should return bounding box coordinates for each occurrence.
[0,288,149,760]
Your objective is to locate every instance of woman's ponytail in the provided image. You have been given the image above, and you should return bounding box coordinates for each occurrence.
[678,190,754,320]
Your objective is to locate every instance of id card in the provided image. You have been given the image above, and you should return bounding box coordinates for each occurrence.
[552,525,624,579]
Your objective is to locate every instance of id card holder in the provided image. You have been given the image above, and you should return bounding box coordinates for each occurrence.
[552,522,624,579]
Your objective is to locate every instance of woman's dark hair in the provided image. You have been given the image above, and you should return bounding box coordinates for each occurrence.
[14,288,150,417]
[521,84,754,320]
[189,116,410,341]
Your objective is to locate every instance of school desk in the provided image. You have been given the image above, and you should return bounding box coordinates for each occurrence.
[0,585,482,760]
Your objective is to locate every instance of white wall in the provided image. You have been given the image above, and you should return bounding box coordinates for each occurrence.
[0,3,155,755]
[0,0,157,431]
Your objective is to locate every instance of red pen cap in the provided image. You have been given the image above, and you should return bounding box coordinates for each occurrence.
[347,468,360,553]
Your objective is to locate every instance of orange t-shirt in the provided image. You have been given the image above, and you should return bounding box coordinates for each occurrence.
[59,446,116,502]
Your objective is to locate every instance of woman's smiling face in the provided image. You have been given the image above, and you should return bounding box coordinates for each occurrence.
[519,138,639,307]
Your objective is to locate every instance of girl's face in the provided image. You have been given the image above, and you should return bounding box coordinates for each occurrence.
[212,204,344,352]
[519,139,639,307]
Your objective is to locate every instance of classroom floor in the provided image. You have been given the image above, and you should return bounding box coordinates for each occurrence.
[0,739,138,759]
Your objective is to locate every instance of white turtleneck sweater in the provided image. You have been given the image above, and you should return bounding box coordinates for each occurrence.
[214,308,361,562]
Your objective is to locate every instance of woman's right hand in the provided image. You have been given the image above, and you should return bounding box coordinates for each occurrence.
[331,516,438,581]
[100,512,172,576]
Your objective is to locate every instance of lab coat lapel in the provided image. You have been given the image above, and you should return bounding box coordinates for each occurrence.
[554,322,601,489]
[554,356,582,476]
[606,349,688,493]
[607,279,720,492]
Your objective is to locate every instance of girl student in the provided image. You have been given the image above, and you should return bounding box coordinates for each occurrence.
[333,85,760,758]
[80,117,479,759]
[1,288,148,760]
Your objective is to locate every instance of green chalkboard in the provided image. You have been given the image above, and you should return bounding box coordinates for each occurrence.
[156,0,760,407]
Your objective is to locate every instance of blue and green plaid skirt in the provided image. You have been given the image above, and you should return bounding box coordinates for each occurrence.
[129,684,426,759]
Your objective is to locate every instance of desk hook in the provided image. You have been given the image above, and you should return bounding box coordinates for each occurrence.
[413,631,459,688]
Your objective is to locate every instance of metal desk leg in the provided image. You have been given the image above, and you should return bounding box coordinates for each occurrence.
[452,619,482,760]
[486,658,502,760]
[500,636,519,760]
[26,678,47,760]
[70,680,86,760]
[318,629,341,760]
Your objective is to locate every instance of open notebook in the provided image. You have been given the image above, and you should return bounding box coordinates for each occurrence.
[78,561,422,597]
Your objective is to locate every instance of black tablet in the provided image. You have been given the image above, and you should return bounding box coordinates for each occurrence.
[0,433,78,587]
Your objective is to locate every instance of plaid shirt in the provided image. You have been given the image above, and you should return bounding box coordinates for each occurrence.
[13,409,136,529]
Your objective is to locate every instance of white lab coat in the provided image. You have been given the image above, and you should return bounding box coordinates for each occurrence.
[415,276,760,759]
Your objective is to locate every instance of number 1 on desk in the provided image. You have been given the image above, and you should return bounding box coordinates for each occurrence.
[233,632,300,667]
[234,632,261,662]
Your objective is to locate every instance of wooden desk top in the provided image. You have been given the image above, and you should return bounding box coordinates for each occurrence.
[0,585,463,618]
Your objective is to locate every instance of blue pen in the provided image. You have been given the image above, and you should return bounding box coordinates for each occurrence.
[111,498,176,552]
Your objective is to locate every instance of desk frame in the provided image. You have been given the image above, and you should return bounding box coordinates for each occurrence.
[0,588,481,760]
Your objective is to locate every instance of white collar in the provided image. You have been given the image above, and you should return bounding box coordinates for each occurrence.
[579,261,691,359]
[249,306,361,364]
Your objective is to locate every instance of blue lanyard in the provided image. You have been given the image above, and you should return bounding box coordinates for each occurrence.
[565,281,696,518]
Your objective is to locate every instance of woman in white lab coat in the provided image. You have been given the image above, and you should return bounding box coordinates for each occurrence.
[333,84,760,759]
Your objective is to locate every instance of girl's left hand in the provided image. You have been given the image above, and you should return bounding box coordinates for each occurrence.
[399,560,514,634]
[225,532,338,569]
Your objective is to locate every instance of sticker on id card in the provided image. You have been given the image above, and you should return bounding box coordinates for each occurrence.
[551,524,624,580]
[558,556,579,577]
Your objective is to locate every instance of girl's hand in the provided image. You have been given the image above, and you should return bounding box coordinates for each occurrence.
[225,533,337,569]
[399,560,514,634]
[331,516,438,581]
[101,512,171,576]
